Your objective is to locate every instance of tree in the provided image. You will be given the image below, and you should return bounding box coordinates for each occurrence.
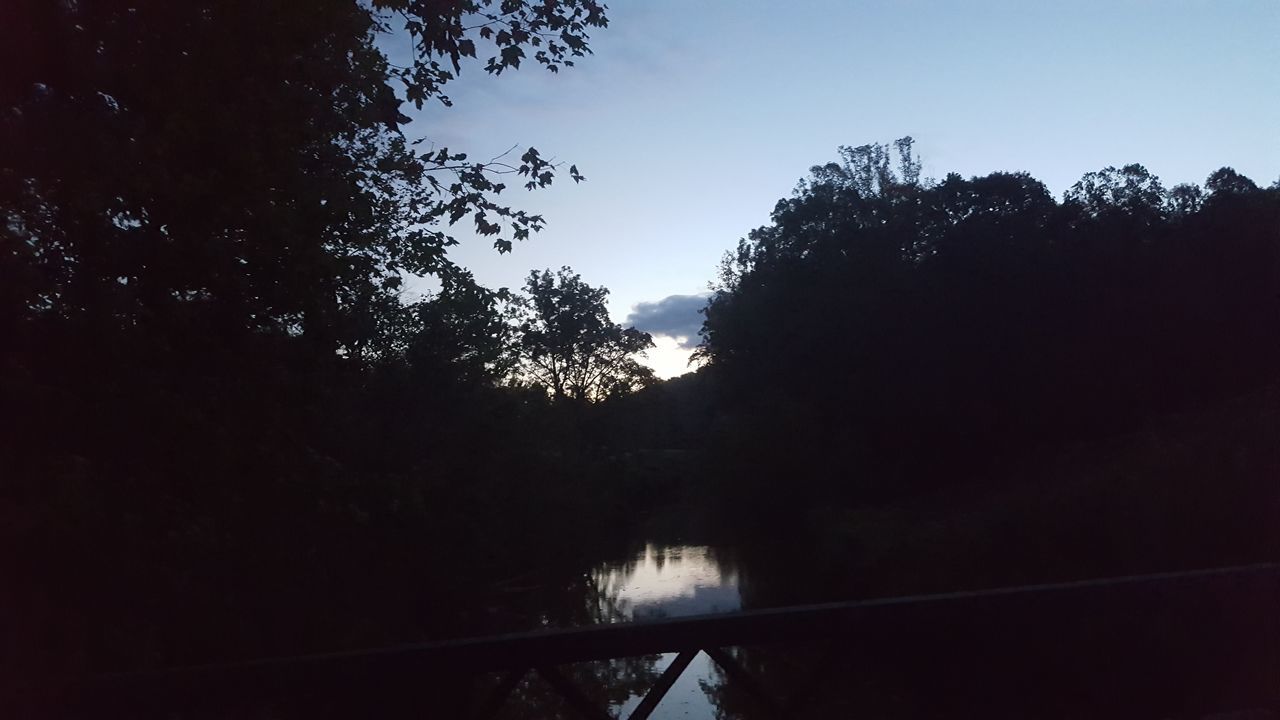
[517,268,655,402]
[1064,163,1167,221]
[802,136,923,198]
[1,0,607,356]
[403,272,521,386]
[1168,183,1205,217]
[0,0,616,688]
[1205,167,1259,197]
[699,140,1280,507]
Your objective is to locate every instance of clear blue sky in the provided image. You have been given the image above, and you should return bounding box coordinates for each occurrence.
[400,0,1280,377]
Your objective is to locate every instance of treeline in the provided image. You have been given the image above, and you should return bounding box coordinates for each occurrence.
[1,0,654,699]
[676,143,1280,720]
[3,265,665,679]
[5,0,1280,713]
[696,139,1280,511]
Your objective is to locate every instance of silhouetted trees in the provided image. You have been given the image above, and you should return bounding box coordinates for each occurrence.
[0,2,634,707]
[698,139,1280,508]
[4,2,1279,710]
[517,267,656,402]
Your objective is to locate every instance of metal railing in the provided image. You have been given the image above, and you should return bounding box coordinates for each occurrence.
[83,563,1280,719]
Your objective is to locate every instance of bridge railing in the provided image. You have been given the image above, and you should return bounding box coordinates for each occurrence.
[80,563,1280,719]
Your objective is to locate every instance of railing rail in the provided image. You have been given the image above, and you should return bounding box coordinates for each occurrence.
[82,562,1280,718]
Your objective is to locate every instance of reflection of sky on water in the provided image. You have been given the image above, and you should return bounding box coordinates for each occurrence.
[593,544,740,719]
[598,544,741,620]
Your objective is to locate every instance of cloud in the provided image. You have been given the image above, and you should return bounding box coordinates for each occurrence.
[625,293,711,350]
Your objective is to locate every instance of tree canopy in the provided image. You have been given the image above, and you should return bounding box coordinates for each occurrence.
[1,0,631,693]
[6,2,1280,711]
[518,267,656,402]
[701,138,1280,498]
[1,0,606,357]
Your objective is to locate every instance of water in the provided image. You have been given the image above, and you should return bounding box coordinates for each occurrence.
[514,538,1280,719]
[591,544,741,719]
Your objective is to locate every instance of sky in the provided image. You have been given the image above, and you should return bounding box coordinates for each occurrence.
[397,0,1280,378]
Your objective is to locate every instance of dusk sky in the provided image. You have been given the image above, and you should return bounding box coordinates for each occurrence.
[397,0,1279,378]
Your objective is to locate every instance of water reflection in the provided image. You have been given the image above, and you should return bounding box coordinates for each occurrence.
[596,544,741,620]
[591,544,740,719]
[516,540,1280,719]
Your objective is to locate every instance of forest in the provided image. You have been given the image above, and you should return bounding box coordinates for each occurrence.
[3,1,1279,718]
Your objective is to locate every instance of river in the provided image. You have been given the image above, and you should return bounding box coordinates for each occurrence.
[591,543,740,719]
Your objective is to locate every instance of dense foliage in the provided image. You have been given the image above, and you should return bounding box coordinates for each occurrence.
[3,1,1279,715]
[518,267,656,401]
[700,139,1280,505]
[1,0,606,353]
[0,0,650,706]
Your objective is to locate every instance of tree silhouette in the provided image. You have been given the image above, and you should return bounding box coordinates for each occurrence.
[0,1,624,704]
[1,0,606,354]
[699,139,1280,507]
[517,267,656,402]
[4,1,1280,710]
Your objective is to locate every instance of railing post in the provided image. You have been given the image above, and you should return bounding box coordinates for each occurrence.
[626,649,700,720]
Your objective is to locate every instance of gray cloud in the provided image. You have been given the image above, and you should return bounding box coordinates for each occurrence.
[625,293,711,350]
